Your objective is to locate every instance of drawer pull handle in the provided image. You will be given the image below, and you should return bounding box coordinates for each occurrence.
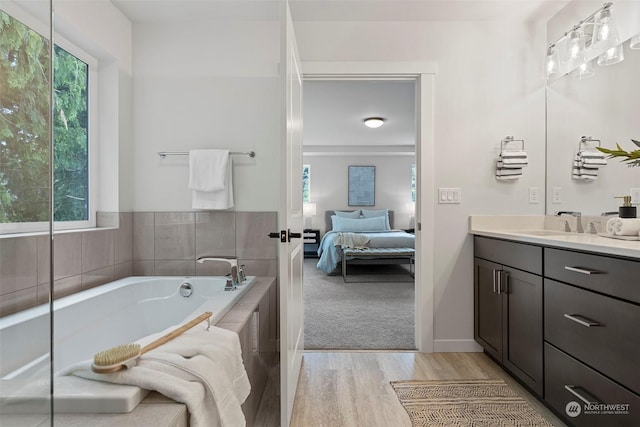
[564,385,599,406]
[564,266,603,275]
[563,313,600,327]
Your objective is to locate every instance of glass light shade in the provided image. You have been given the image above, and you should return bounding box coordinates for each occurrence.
[563,28,586,69]
[571,61,595,80]
[363,117,385,128]
[545,45,560,79]
[592,8,620,50]
[303,202,316,217]
[597,44,624,66]
[630,33,640,49]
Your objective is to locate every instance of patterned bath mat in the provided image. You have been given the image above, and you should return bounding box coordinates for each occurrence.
[390,379,553,426]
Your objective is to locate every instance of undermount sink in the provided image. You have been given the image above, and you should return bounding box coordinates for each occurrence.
[515,230,571,236]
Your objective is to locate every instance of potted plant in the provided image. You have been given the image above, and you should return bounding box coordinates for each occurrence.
[597,139,640,167]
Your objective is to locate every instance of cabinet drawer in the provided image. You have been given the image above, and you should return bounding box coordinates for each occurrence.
[545,279,640,393]
[545,343,640,427]
[545,248,640,303]
[474,237,542,274]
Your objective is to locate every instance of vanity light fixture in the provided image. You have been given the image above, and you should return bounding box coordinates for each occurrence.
[545,45,560,78]
[545,2,624,81]
[363,117,386,129]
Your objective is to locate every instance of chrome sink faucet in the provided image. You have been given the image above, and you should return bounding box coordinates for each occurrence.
[556,211,584,233]
[196,256,245,290]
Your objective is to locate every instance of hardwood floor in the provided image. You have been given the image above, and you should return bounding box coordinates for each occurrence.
[289,351,567,427]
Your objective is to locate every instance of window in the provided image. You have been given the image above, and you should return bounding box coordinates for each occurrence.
[411,163,416,202]
[1,11,93,232]
[302,164,310,203]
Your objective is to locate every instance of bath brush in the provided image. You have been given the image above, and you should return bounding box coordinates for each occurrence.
[91,311,213,373]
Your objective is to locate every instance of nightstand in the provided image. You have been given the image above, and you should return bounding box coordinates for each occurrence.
[303,229,320,258]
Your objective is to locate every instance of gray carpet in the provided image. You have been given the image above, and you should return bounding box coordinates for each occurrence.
[304,259,416,350]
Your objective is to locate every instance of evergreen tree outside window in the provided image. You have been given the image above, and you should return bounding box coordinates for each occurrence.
[302,164,310,203]
[1,11,91,229]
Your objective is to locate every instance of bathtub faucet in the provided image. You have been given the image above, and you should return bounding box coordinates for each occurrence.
[196,256,245,290]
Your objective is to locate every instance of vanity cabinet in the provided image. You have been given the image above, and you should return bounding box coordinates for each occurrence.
[543,248,640,426]
[474,237,544,396]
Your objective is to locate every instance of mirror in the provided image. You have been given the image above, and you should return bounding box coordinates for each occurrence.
[546,40,640,215]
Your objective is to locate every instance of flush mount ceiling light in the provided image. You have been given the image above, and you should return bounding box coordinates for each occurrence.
[363,117,386,128]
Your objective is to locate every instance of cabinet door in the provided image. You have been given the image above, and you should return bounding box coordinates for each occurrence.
[502,267,543,396]
[474,258,503,362]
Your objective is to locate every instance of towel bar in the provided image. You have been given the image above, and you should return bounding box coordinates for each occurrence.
[158,151,255,159]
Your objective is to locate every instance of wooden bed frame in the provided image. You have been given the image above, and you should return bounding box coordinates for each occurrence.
[325,210,415,283]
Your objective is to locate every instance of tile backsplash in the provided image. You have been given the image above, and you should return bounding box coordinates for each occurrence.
[0,211,278,317]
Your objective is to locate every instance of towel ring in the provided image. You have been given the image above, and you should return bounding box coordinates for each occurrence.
[500,136,525,153]
[578,136,601,151]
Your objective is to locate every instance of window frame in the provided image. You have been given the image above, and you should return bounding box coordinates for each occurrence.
[0,21,98,235]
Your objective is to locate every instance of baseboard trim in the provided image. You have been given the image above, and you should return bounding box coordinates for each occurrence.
[434,339,483,353]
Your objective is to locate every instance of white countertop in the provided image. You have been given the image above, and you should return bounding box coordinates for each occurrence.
[469,216,640,260]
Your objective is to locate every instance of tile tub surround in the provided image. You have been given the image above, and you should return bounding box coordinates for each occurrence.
[0,213,133,317]
[0,210,277,317]
[48,277,277,427]
[132,211,278,278]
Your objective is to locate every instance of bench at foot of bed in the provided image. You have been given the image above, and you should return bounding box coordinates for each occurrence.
[341,247,415,283]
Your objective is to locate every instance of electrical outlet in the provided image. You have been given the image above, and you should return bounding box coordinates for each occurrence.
[552,187,562,204]
[529,187,539,204]
[631,188,640,205]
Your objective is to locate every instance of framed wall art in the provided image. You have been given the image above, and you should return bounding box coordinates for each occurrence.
[348,165,375,206]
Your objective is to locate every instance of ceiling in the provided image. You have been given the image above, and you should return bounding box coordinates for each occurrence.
[303,80,416,147]
[112,0,569,23]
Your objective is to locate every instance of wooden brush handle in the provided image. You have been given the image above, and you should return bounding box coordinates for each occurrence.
[141,311,213,354]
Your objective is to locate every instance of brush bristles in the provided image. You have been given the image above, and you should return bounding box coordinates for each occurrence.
[93,343,141,367]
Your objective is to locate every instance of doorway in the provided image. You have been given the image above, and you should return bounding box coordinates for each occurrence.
[301,63,436,353]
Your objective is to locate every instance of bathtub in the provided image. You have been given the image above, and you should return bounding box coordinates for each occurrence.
[0,275,256,414]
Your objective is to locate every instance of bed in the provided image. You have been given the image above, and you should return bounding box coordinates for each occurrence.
[316,209,416,282]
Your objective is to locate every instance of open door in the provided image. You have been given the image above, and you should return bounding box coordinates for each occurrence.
[278,2,304,426]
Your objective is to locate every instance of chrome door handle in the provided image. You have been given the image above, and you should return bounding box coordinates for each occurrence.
[564,266,603,275]
[564,385,599,405]
[563,313,600,327]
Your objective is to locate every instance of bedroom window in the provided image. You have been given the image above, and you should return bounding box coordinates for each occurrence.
[411,163,416,202]
[302,164,310,203]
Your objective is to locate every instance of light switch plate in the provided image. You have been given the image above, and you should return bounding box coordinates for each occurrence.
[439,188,461,204]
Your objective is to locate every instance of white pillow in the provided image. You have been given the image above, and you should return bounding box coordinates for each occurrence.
[361,209,390,230]
[331,215,387,232]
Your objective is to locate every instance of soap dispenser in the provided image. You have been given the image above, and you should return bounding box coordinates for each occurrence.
[615,196,637,218]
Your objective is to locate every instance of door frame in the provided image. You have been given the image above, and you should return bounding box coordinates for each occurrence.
[302,61,436,352]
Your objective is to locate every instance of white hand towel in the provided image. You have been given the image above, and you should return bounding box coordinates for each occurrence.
[613,218,640,236]
[606,217,621,235]
[192,158,234,210]
[497,161,525,170]
[496,174,521,181]
[189,150,229,192]
[499,150,527,158]
[499,157,528,166]
[496,168,522,176]
[64,325,250,427]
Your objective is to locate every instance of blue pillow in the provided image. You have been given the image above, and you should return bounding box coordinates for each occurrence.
[334,210,361,219]
[361,209,390,230]
[331,215,387,232]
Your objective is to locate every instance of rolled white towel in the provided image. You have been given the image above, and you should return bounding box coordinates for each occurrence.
[606,217,620,235]
[613,218,640,236]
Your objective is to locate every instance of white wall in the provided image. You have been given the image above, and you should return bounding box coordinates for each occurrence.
[303,154,416,233]
[294,20,547,348]
[131,21,282,212]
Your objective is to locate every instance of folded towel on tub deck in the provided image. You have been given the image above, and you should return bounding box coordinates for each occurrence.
[63,324,250,427]
[188,149,229,192]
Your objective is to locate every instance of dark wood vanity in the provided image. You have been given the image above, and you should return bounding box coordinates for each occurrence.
[474,235,640,426]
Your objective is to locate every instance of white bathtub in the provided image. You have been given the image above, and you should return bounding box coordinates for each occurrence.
[0,275,256,414]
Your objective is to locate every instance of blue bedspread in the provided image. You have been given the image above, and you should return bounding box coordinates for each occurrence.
[316,230,415,273]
